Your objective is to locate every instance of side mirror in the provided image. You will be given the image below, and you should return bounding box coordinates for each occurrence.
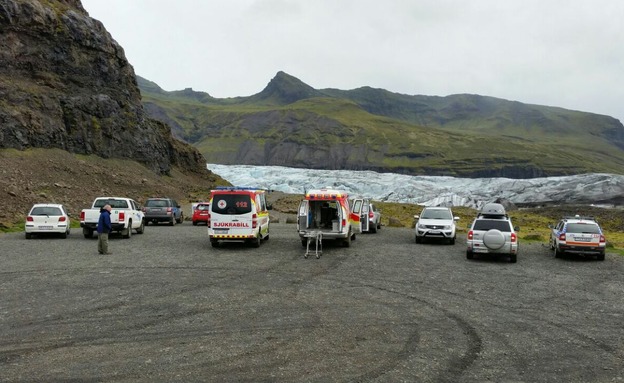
[514,226,520,232]
[454,216,460,221]
[547,224,554,229]
[267,204,273,210]
[414,215,419,219]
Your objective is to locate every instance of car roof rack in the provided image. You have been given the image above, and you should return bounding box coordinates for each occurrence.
[477,203,508,218]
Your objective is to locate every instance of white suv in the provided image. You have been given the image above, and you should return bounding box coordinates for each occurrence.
[549,216,606,261]
[414,207,459,244]
[466,203,519,263]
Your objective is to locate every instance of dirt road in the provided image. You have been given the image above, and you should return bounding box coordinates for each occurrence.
[1,223,622,382]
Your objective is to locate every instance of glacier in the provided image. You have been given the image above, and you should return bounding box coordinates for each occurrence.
[207,164,624,208]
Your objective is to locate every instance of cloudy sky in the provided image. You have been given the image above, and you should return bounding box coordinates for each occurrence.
[81,0,624,123]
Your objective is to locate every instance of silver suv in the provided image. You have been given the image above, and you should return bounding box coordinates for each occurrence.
[466,203,519,263]
[414,207,459,244]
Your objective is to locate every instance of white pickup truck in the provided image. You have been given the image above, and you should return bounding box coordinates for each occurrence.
[80,197,145,239]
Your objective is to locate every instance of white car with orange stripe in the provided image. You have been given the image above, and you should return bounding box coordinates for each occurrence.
[297,188,363,247]
[207,187,270,248]
[549,216,606,261]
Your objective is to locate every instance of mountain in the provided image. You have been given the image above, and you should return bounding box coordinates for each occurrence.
[0,0,209,175]
[138,73,624,178]
[0,0,225,229]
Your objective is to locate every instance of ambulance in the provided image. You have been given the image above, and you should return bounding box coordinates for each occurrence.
[297,188,363,247]
[207,187,270,248]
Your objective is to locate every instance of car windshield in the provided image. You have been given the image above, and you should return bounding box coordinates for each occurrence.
[566,223,601,234]
[31,207,62,216]
[196,204,209,211]
[94,199,129,209]
[211,194,252,215]
[421,209,452,220]
[145,200,170,207]
[473,219,512,232]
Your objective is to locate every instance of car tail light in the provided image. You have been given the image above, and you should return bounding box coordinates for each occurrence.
[511,233,517,243]
[252,213,257,229]
[559,233,566,241]
[207,213,211,227]
[467,230,473,240]
[600,235,606,243]
[369,211,374,219]
[80,211,85,221]
[342,219,346,227]
[142,207,146,212]
[27,216,34,222]
[119,211,125,221]
[58,216,66,222]
[166,207,172,214]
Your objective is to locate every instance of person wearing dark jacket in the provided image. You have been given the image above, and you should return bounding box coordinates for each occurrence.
[97,204,113,255]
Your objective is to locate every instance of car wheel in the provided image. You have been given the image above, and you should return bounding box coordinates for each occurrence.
[549,238,555,250]
[136,220,145,234]
[25,232,32,239]
[61,231,67,239]
[122,222,132,239]
[449,236,456,245]
[211,239,219,248]
[370,224,377,233]
[301,239,307,248]
[466,250,474,260]
[343,231,352,247]
[192,221,198,226]
[83,228,93,239]
[177,213,183,224]
[170,218,175,226]
[554,246,562,258]
[251,236,261,248]
[510,254,517,263]
[415,236,421,244]
[597,252,605,261]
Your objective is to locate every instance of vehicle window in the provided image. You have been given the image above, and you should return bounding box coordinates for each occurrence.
[145,200,169,208]
[352,200,363,213]
[421,209,452,220]
[212,194,252,215]
[196,204,209,211]
[472,219,512,232]
[31,207,62,216]
[94,199,129,209]
[566,223,601,234]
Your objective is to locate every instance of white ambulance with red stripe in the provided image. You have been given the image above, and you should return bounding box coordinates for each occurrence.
[207,187,270,248]
[297,188,363,247]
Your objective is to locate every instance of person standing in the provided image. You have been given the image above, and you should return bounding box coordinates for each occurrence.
[97,204,112,255]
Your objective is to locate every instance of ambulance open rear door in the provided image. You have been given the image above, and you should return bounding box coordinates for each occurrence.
[298,200,309,231]
[350,198,364,234]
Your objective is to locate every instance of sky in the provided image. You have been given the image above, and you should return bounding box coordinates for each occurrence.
[80,0,624,123]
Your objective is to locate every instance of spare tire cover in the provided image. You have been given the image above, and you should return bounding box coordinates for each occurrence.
[483,229,506,250]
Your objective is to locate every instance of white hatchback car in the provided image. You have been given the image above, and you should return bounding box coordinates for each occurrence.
[25,204,71,239]
[414,207,459,244]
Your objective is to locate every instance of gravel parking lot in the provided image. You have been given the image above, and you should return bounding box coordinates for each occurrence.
[1,223,623,382]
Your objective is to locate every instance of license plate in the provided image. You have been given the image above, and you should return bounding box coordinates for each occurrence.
[214,229,228,234]
[573,237,591,242]
[39,226,53,230]
[473,248,488,253]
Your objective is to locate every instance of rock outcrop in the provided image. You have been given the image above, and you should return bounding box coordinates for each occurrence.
[0,0,206,174]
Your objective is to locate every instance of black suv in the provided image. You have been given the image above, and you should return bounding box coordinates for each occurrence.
[143,198,183,226]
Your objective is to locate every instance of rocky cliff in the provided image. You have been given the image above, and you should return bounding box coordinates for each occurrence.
[0,0,206,174]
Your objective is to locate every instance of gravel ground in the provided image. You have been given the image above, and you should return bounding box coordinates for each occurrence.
[0,223,623,382]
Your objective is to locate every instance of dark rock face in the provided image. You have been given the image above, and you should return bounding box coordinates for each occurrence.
[0,0,206,174]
